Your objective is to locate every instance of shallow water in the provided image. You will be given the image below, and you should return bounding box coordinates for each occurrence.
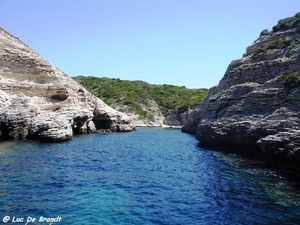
[0,128,299,224]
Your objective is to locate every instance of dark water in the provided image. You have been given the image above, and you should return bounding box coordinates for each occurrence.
[0,128,300,225]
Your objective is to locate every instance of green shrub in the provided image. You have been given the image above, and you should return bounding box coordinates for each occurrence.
[73,76,208,117]
[272,12,300,32]
[282,71,300,88]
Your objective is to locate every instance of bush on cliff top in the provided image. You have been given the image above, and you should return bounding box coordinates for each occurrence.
[73,76,208,117]
[272,12,300,32]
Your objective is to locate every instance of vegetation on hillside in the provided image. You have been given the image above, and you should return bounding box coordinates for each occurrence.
[272,12,300,32]
[73,76,208,118]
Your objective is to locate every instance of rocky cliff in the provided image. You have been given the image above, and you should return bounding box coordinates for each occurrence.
[182,13,300,168]
[0,28,135,142]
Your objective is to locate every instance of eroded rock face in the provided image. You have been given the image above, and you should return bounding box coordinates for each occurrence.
[0,28,135,141]
[111,98,165,127]
[163,107,195,127]
[182,13,300,167]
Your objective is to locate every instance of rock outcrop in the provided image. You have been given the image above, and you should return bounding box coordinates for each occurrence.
[111,98,165,127]
[182,13,300,168]
[163,106,195,127]
[0,27,135,142]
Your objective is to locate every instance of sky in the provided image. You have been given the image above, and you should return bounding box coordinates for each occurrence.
[0,1,299,88]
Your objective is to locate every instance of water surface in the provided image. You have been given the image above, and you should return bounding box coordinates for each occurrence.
[0,128,299,224]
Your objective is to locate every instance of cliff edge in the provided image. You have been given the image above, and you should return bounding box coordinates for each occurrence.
[0,28,135,142]
[182,13,300,168]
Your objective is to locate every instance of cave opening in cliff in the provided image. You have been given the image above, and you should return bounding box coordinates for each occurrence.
[0,122,10,140]
[93,118,112,130]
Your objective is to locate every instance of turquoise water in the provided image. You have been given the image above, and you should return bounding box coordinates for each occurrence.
[0,128,300,224]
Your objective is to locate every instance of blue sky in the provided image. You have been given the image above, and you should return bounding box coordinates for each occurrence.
[1,1,299,88]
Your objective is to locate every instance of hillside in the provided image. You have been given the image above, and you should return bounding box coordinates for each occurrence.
[183,12,300,169]
[73,76,208,126]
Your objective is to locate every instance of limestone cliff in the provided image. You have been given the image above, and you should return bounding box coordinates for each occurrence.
[182,13,300,167]
[0,28,135,142]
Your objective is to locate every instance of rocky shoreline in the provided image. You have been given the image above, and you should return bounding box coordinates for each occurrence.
[182,12,300,170]
[127,106,192,128]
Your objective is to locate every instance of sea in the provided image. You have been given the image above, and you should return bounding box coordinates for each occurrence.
[0,127,299,225]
